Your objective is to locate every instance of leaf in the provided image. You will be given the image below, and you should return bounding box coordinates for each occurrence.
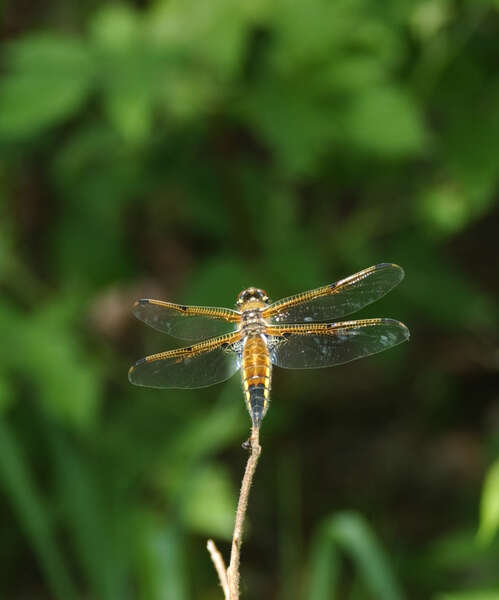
[0,299,101,426]
[0,374,14,414]
[410,1,453,40]
[478,460,499,545]
[389,234,496,330]
[0,34,93,138]
[166,379,246,470]
[239,81,341,174]
[442,80,499,202]
[90,6,158,142]
[21,304,101,426]
[0,418,77,599]
[180,464,235,538]
[135,516,188,600]
[344,86,427,157]
[148,0,254,77]
[308,529,340,599]
[418,183,476,237]
[435,591,499,600]
[181,259,258,307]
[104,92,153,144]
[89,4,140,49]
[308,511,405,600]
[51,434,129,600]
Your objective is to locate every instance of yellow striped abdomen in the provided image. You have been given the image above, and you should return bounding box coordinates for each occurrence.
[242,334,271,427]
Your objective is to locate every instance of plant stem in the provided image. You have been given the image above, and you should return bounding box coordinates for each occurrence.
[207,425,262,600]
[207,539,229,599]
[227,425,261,600]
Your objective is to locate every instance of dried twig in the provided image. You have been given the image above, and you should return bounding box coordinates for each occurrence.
[227,425,261,599]
[207,539,229,599]
[207,425,262,600]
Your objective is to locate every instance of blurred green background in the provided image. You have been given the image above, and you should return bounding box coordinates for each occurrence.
[1,1,499,598]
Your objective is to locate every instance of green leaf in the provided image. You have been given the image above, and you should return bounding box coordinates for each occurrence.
[0,299,100,426]
[136,516,188,600]
[240,81,341,174]
[418,183,476,237]
[148,0,254,77]
[181,464,235,538]
[0,374,14,414]
[104,92,153,144]
[308,511,405,600]
[435,591,499,600]
[308,529,340,600]
[22,304,101,426]
[166,379,246,471]
[52,435,129,600]
[478,460,499,545]
[345,86,427,157]
[90,6,159,142]
[410,0,453,40]
[0,34,93,138]
[442,81,499,202]
[181,259,257,307]
[389,234,496,329]
[89,4,140,49]
[0,418,77,599]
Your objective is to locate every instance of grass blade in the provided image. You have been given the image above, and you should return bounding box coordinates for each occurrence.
[0,418,77,599]
[307,511,405,600]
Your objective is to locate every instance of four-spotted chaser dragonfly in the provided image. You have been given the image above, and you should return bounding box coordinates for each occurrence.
[129,263,409,428]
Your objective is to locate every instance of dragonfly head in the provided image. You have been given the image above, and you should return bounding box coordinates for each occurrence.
[236,287,270,308]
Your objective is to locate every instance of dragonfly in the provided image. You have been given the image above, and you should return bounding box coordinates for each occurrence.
[129,263,409,428]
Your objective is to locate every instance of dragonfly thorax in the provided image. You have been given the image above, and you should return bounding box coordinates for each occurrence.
[239,307,267,336]
[236,287,269,335]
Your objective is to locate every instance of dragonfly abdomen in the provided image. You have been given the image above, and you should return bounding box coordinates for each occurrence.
[242,334,271,427]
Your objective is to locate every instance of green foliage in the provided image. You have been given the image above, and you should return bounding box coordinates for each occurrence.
[308,512,404,600]
[478,460,499,545]
[436,592,499,600]
[0,35,93,138]
[0,0,498,598]
[0,299,100,426]
[0,419,77,599]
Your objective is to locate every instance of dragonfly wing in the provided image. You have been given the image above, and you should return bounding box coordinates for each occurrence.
[263,263,404,324]
[133,299,240,341]
[128,332,243,388]
[267,319,409,369]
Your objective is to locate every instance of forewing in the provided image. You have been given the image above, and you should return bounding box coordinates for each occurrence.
[268,319,409,369]
[133,299,240,341]
[128,332,243,389]
[264,263,404,324]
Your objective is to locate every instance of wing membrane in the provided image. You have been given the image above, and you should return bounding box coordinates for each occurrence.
[128,332,242,389]
[133,299,240,341]
[268,319,409,369]
[263,263,404,324]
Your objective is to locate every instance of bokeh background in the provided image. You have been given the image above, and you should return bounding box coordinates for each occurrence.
[1,1,499,599]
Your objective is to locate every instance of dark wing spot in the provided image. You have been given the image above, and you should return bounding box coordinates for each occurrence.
[137,298,150,305]
[221,342,229,350]
[179,305,188,312]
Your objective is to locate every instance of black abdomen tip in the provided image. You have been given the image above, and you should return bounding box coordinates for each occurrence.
[248,384,268,427]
